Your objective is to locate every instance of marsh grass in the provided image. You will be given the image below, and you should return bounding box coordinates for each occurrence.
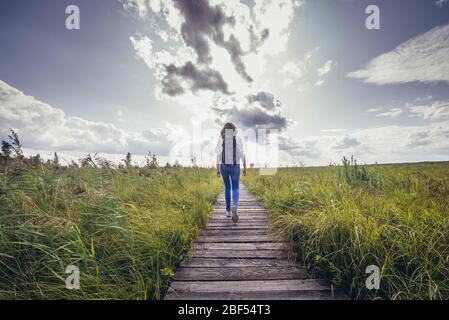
[243,161,449,300]
[0,157,221,299]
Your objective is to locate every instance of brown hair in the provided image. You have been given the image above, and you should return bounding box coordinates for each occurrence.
[220,122,236,138]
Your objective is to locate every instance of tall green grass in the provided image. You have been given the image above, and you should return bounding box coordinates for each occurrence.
[243,161,449,300]
[0,159,221,299]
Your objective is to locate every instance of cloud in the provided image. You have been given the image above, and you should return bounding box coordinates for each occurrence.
[279,136,322,159]
[406,126,449,148]
[0,80,175,156]
[247,91,281,110]
[317,60,334,76]
[213,105,289,131]
[331,136,361,149]
[126,0,302,98]
[162,62,230,96]
[212,91,290,131]
[280,51,334,90]
[172,0,253,82]
[436,0,449,8]
[376,107,403,117]
[281,61,304,85]
[348,23,449,85]
[277,119,449,165]
[408,101,449,120]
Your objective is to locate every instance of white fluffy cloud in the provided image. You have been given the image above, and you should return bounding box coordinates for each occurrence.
[348,23,449,85]
[408,101,449,120]
[280,51,334,90]
[376,108,403,118]
[279,121,449,165]
[0,80,175,156]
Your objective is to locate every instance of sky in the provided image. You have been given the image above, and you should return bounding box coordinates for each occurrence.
[1,0,449,166]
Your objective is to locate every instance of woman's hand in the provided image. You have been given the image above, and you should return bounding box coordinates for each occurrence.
[217,170,221,177]
[243,169,247,176]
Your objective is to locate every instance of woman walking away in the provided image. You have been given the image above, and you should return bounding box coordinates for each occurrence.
[216,123,247,223]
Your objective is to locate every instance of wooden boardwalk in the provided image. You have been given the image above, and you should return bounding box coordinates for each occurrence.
[164,185,347,300]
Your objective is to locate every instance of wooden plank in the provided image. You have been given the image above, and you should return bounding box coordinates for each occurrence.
[216,203,264,207]
[202,229,269,236]
[165,290,348,300]
[211,211,268,215]
[180,258,298,268]
[197,235,275,243]
[173,266,309,281]
[195,242,286,250]
[210,212,268,220]
[207,227,268,231]
[168,279,330,293]
[207,222,268,227]
[193,249,286,258]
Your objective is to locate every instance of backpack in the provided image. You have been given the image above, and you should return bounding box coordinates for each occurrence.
[222,135,237,165]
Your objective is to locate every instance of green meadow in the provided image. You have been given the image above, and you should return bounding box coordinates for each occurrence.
[0,143,221,299]
[243,158,449,300]
[0,132,448,300]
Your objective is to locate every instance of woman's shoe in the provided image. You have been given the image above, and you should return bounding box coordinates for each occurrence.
[226,211,231,218]
[231,207,239,222]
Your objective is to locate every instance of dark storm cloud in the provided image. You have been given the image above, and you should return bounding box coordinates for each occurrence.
[162,62,230,96]
[247,91,281,110]
[213,105,288,130]
[173,0,254,82]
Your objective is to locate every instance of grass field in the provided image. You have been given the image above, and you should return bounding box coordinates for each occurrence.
[0,153,221,299]
[1,132,448,300]
[243,158,449,300]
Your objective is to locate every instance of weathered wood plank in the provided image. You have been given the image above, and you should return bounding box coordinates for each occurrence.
[168,279,330,293]
[202,229,269,236]
[207,225,268,230]
[207,222,268,227]
[197,235,275,243]
[195,242,286,250]
[165,290,348,300]
[173,266,309,281]
[180,258,297,268]
[207,219,268,230]
[193,249,286,258]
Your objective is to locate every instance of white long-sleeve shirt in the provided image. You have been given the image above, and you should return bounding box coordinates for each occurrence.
[215,135,245,165]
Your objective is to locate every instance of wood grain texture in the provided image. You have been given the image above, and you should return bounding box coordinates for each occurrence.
[164,185,348,300]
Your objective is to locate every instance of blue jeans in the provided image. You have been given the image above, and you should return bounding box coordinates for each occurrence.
[220,164,240,212]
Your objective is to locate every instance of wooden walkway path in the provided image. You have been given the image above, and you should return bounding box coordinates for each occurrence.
[165,185,347,300]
